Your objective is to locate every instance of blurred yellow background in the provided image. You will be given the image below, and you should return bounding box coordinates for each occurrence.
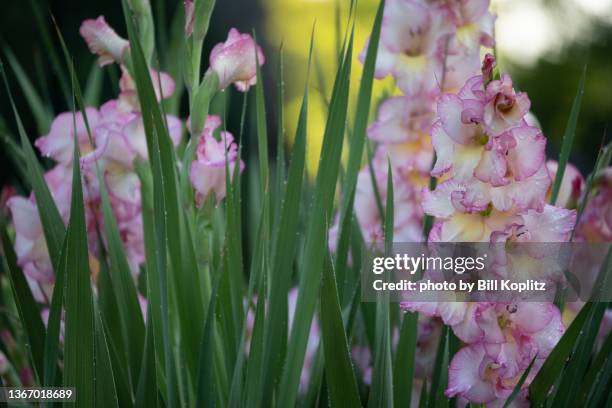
[264,0,612,175]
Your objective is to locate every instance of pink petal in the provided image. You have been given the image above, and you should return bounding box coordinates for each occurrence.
[520,205,576,242]
[7,197,41,240]
[437,94,482,145]
[446,343,496,403]
[506,126,546,181]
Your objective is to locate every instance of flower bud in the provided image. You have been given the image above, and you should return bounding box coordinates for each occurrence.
[80,16,129,67]
[209,28,265,92]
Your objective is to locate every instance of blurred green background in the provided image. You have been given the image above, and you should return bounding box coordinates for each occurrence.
[0,0,610,187]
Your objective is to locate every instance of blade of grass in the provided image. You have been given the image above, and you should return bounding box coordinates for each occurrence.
[503,356,537,408]
[529,302,593,406]
[124,1,206,397]
[550,66,586,204]
[550,248,610,408]
[260,31,313,405]
[320,249,361,407]
[0,60,65,272]
[0,228,46,382]
[84,63,104,107]
[195,279,218,408]
[550,301,606,407]
[273,45,286,233]
[97,241,134,407]
[578,327,612,404]
[54,22,148,395]
[368,164,394,408]
[138,160,167,402]
[3,47,52,133]
[62,134,95,407]
[253,31,269,194]
[394,312,418,407]
[94,304,120,408]
[27,0,71,103]
[428,325,450,408]
[122,4,178,404]
[342,0,384,209]
[277,29,354,408]
[229,190,269,407]
[136,304,159,408]
[243,247,268,408]
[1,60,67,391]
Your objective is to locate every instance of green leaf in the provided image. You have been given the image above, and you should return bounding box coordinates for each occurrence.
[136,304,159,408]
[253,31,269,194]
[273,45,286,231]
[550,66,586,205]
[320,250,361,407]
[529,302,593,406]
[27,0,71,103]
[419,379,428,408]
[123,2,205,400]
[0,228,46,382]
[62,134,95,407]
[578,326,612,404]
[94,305,120,408]
[0,60,67,391]
[503,356,537,408]
[3,47,52,133]
[229,194,269,408]
[0,61,65,273]
[277,28,354,408]
[196,265,222,408]
[342,0,384,209]
[84,64,104,107]
[97,170,146,390]
[260,31,312,405]
[429,325,449,408]
[97,243,134,407]
[394,312,418,408]
[368,165,394,408]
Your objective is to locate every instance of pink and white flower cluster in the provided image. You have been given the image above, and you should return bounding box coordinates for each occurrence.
[6,18,182,302]
[402,55,577,405]
[352,1,581,405]
[6,17,261,303]
[348,0,497,247]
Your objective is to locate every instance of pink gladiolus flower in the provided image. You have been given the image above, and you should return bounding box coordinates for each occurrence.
[575,167,612,241]
[361,0,453,96]
[209,28,265,92]
[445,303,563,404]
[546,160,584,208]
[80,16,129,67]
[355,162,424,245]
[445,0,496,50]
[35,108,100,164]
[484,74,531,136]
[6,197,54,284]
[190,115,244,206]
[367,95,435,144]
[117,66,177,112]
